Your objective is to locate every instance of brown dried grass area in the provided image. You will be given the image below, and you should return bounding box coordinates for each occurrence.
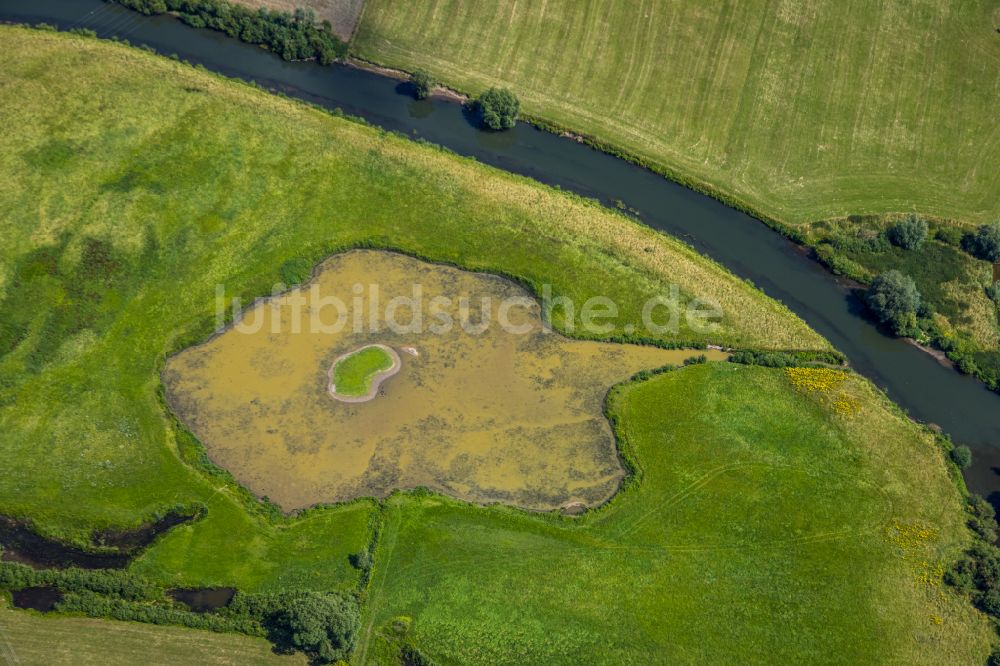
[164,251,725,511]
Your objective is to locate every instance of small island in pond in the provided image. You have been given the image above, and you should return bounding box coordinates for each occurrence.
[328,344,402,403]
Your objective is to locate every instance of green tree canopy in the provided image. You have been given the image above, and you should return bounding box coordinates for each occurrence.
[963,223,1000,262]
[886,215,927,250]
[411,69,433,99]
[951,444,973,469]
[476,87,520,130]
[866,270,921,336]
[231,591,359,664]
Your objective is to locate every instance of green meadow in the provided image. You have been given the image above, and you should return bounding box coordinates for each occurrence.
[0,26,992,664]
[358,364,990,664]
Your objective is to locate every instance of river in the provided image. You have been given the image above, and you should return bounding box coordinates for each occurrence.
[3,0,999,504]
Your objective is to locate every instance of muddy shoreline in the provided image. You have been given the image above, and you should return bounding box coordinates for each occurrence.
[345,57,469,104]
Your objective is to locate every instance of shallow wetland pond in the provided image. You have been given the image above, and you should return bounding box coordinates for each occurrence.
[164,251,723,511]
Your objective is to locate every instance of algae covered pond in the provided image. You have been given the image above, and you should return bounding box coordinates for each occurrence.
[164,251,723,511]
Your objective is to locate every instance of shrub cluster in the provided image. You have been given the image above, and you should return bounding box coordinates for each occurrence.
[411,69,434,100]
[279,257,313,285]
[57,590,256,633]
[475,87,520,130]
[630,364,676,383]
[831,227,890,255]
[113,0,347,63]
[950,444,973,470]
[228,590,360,664]
[945,496,1000,627]
[886,215,928,250]
[963,223,1000,262]
[865,270,922,336]
[2,559,359,664]
[0,562,159,601]
[728,350,846,368]
[400,643,437,665]
[935,225,965,247]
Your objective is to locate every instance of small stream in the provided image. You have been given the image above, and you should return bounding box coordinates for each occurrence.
[2,0,999,505]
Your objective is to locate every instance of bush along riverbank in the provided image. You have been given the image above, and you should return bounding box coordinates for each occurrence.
[112,0,347,63]
[946,495,1000,665]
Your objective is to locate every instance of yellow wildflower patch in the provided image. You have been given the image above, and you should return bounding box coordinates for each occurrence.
[785,367,849,393]
[887,522,945,588]
[784,368,861,416]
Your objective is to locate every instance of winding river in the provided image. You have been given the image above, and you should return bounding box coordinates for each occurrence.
[3,0,999,503]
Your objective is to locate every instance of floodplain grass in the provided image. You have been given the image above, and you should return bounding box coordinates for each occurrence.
[359,364,992,664]
[0,26,820,588]
[353,0,1000,228]
[0,602,304,665]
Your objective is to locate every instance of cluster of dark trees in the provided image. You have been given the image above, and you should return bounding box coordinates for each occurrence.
[947,495,1000,666]
[475,87,520,130]
[860,217,926,337]
[113,0,347,63]
[963,223,1000,263]
[0,562,158,600]
[728,349,846,368]
[410,69,434,100]
[228,590,359,663]
[58,589,253,632]
[866,221,1000,342]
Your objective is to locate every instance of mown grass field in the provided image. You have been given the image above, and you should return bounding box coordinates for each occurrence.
[353,0,1000,227]
[0,26,820,588]
[0,603,303,665]
[359,364,991,664]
